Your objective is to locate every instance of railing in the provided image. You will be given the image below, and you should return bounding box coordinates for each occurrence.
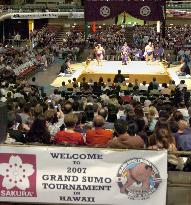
[0,4,84,13]
[166,1,191,9]
[1,2,191,14]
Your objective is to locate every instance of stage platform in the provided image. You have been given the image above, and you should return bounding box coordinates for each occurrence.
[51,60,171,87]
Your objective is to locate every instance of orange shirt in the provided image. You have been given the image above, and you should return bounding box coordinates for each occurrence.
[54,131,84,145]
[86,128,113,147]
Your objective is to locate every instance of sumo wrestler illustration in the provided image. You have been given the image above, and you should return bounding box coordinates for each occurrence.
[117,159,162,200]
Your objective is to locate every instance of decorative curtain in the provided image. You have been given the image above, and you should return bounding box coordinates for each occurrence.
[85,0,165,22]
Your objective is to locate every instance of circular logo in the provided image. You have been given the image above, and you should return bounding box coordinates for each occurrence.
[100,6,111,18]
[117,158,162,200]
[140,6,151,17]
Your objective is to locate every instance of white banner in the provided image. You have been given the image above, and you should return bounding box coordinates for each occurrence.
[11,12,58,19]
[68,12,84,19]
[0,146,167,204]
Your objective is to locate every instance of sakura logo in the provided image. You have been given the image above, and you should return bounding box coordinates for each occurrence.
[100,6,111,18]
[0,155,34,190]
[140,6,151,17]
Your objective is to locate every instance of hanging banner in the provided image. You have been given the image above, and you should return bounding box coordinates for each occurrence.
[0,146,167,204]
[84,0,165,22]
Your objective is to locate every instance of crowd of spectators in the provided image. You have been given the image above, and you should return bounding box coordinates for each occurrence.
[0,25,64,80]
[1,68,191,171]
[0,25,85,81]
[59,31,84,61]
[81,24,191,65]
[134,25,191,49]
[1,24,191,172]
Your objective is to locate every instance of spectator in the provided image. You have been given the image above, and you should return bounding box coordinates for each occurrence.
[174,119,191,151]
[98,108,114,130]
[25,116,51,144]
[152,77,159,90]
[177,80,187,91]
[86,115,113,147]
[108,119,144,149]
[160,83,171,96]
[178,102,189,121]
[139,81,148,91]
[148,128,182,170]
[114,70,125,83]
[58,81,67,93]
[168,80,176,92]
[54,113,84,145]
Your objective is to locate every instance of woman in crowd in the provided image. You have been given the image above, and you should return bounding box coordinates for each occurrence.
[148,128,183,170]
[25,116,51,144]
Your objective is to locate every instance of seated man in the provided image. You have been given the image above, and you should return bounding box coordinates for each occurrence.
[114,70,125,83]
[108,120,145,149]
[86,115,113,147]
[59,57,72,76]
[139,81,148,91]
[177,59,190,76]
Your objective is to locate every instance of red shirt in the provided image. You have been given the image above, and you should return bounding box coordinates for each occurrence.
[86,128,113,147]
[54,131,84,145]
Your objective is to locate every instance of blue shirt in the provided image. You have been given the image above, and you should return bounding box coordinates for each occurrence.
[174,128,191,151]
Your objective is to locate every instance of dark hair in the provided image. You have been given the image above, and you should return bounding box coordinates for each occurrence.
[189,117,191,128]
[159,110,169,120]
[99,77,103,83]
[134,106,144,118]
[169,121,179,133]
[24,104,31,114]
[126,111,136,124]
[173,111,184,122]
[135,118,145,132]
[127,122,138,136]
[107,78,111,82]
[72,101,80,111]
[114,119,128,135]
[162,83,167,88]
[25,116,50,144]
[85,105,94,121]
[53,89,59,95]
[107,104,118,123]
[7,111,16,128]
